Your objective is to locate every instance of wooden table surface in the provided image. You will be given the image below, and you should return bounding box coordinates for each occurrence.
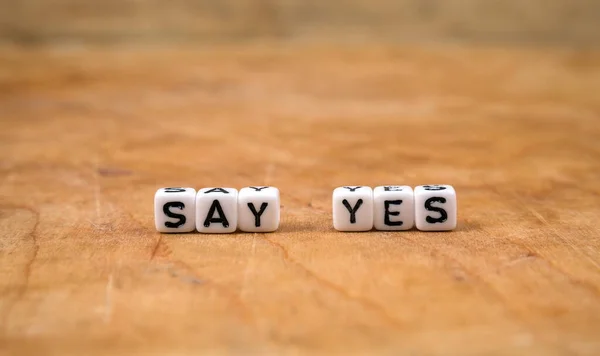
[1,45,600,355]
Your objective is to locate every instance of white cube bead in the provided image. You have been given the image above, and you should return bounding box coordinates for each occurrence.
[196,187,238,233]
[154,187,196,233]
[414,185,457,231]
[332,186,374,231]
[373,185,414,231]
[238,186,280,232]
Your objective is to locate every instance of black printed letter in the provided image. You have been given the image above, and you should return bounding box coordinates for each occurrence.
[423,185,446,191]
[384,200,403,226]
[424,197,448,223]
[203,200,230,228]
[343,186,361,192]
[247,202,268,227]
[342,199,363,224]
[163,202,186,228]
[384,186,403,192]
[164,188,186,193]
[204,188,229,194]
[249,186,269,191]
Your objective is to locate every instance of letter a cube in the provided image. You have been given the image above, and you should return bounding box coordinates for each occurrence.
[196,187,238,233]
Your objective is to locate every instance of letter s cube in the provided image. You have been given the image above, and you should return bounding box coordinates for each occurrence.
[414,185,457,231]
[154,187,196,233]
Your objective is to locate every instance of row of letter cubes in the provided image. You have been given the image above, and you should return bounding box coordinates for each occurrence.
[333,185,456,231]
[155,187,280,233]
[155,185,456,233]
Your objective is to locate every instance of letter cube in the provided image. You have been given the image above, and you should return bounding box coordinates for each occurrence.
[196,187,238,233]
[414,185,457,231]
[238,186,280,232]
[154,187,196,233]
[373,185,414,230]
[332,186,374,231]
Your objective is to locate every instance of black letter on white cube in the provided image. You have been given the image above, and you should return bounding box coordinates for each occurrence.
[196,188,238,233]
[163,202,186,228]
[247,202,269,227]
[204,200,230,228]
[342,199,363,224]
[333,186,373,231]
[424,197,448,223]
[154,187,196,233]
[373,186,414,231]
[414,185,457,231]
[238,187,280,232]
[384,200,403,226]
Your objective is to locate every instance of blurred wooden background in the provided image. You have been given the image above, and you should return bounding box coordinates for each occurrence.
[1,0,600,46]
[2,1,600,355]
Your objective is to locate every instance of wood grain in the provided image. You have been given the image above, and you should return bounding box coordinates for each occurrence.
[2,0,600,46]
[1,44,600,355]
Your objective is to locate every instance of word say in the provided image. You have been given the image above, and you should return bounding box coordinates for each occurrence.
[155,186,280,233]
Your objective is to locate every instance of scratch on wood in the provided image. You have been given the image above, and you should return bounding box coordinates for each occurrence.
[404,233,528,312]
[149,263,205,285]
[506,235,600,296]
[178,275,205,285]
[527,206,549,225]
[158,260,255,323]
[149,235,163,261]
[425,243,529,314]
[262,237,405,330]
[503,252,537,268]
[87,219,114,232]
[513,193,600,272]
[406,233,578,354]
[482,189,600,296]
